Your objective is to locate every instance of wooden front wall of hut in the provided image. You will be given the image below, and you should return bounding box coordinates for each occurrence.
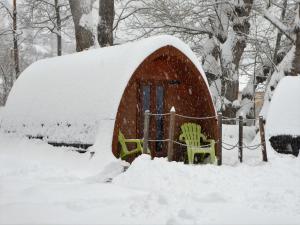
[113,46,218,161]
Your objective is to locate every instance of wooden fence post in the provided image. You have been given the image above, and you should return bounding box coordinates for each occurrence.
[143,110,150,154]
[239,116,243,163]
[168,107,176,162]
[259,116,268,162]
[217,113,222,165]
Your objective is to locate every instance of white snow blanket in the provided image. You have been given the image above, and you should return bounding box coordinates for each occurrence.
[1,125,300,224]
[1,35,209,150]
[266,76,300,137]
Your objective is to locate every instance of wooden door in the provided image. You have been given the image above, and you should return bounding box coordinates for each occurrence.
[138,81,166,157]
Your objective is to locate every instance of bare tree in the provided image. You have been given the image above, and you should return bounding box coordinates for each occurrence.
[256,1,300,117]
[12,0,20,78]
[291,4,300,76]
[0,0,20,104]
[218,0,254,118]
[272,0,288,66]
[119,0,254,118]
[21,0,72,56]
[54,0,62,55]
[0,0,20,78]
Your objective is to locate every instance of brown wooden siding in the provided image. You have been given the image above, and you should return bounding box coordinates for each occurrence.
[112,46,218,162]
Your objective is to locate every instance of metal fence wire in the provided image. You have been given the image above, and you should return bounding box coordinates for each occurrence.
[149,112,259,123]
[142,110,268,163]
[175,113,217,120]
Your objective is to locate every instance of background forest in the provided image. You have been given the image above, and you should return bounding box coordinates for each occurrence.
[0,0,299,119]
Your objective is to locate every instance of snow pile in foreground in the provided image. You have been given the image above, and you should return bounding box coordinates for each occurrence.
[114,154,300,224]
[0,132,300,224]
[0,134,124,182]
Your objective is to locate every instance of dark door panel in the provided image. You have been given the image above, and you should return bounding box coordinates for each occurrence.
[156,85,164,152]
[138,81,167,156]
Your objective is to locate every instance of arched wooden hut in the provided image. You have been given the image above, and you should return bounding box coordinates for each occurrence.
[0,35,218,161]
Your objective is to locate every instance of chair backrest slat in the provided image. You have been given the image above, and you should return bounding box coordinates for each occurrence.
[181,123,203,147]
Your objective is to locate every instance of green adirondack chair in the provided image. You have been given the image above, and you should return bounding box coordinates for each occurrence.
[179,123,216,164]
[118,130,148,160]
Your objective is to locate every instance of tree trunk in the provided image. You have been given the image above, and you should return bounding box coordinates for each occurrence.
[69,0,95,51]
[55,0,62,56]
[12,0,20,79]
[98,0,114,47]
[260,3,299,118]
[273,0,287,65]
[221,0,253,118]
[291,4,300,76]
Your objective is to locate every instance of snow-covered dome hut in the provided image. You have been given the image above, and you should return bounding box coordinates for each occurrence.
[0,35,217,160]
[266,76,300,156]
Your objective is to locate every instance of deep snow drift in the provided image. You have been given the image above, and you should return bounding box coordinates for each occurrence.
[0,127,300,224]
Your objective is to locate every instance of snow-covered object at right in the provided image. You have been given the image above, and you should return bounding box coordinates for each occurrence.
[266,76,300,137]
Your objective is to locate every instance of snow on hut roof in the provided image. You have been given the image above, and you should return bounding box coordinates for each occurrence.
[266,76,300,137]
[1,35,209,149]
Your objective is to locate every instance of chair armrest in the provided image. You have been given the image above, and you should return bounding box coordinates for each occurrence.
[179,133,185,142]
[204,139,215,148]
[125,139,143,143]
[206,139,215,144]
[125,139,143,151]
[200,134,215,145]
[125,139,150,152]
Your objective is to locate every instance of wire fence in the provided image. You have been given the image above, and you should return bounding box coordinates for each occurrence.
[222,116,259,123]
[149,112,171,116]
[175,113,217,120]
[173,140,214,149]
[146,137,262,151]
[146,139,216,149]
[146,111,262,151]
[142,109,268,164]
[148,111,261,123]
[222,142,239,151]
[148,139,170,142]
[243,143,264,150]
[221,142,263,151]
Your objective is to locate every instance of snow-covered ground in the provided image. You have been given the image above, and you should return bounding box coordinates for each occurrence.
[0,126,300,224]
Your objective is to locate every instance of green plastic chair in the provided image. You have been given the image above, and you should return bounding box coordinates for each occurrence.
[179,123,216,164]
[118,130,148,160]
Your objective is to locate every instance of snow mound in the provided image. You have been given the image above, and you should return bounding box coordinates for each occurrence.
[0,134,124,182]
[113,154,300,224]
[266,76,300,137]
[1,133,300,224]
